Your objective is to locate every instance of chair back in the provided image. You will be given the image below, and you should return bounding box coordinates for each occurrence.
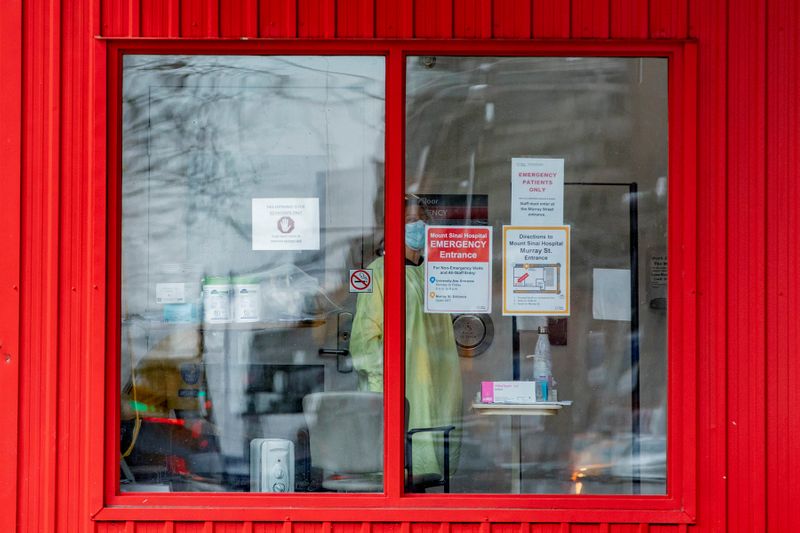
[302,391,383,474]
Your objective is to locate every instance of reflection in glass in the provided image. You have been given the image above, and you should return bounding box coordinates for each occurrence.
[120,56,385,492]
[405,57,668,494]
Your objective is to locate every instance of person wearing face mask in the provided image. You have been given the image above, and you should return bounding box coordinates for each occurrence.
[349,195,462,483]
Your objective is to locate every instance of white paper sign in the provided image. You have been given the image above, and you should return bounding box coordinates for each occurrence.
[502,226,570,316]
[647,249,668,304]
[252,198,320,250]
[511,158,565,225]
[592,268,631,321]
[155,282,186,304]
[425,226,492,314]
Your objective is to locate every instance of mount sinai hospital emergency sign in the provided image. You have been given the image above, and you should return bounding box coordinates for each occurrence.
[424,226,492,314]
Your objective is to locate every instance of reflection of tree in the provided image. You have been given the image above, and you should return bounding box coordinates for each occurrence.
[121,56,385,316]
[124,56,383,234]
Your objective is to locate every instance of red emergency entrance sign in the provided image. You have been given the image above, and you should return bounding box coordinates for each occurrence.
[425,226,492,313]
[349,269,373,293]
[427,227,491,263]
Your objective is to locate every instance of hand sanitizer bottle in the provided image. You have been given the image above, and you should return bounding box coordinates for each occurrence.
[532,326,552,401]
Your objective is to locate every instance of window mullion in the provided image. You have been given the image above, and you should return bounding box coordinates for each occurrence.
[383,47,407,501]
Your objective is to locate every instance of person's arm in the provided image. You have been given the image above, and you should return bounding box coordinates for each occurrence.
[349,265,385,392]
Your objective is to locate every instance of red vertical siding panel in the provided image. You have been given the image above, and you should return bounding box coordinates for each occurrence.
[220,0,258,38]
[213,523,248,533]
[532,0,570,38]
[101,0,120,36]
[649,0,688,39]
[0,1,21,532]
[181,0,220,37]
[490,523,525,533]
[493,0,532,38]
[175,523,207,533]
[454,0,492,38]
[19,0,60,531]
[96,524,128,533]
[689,0,728,530]
[571,0,609,38]
[766,0,800,530]
[294,524,325,533]
[450,525,479,533]
[332,524,362,533]
[414,0,454,38]
[727,0,767,531]
[135,523,170,533]
[254,523,285,533]
[141,0,180,37]
[609,0,648,38]
[337,0,375,37]
[297,0,336,38]
[569,525,600,533]
[376,0,413,38]
[58,1,96,531]
[259,0,297,37]
[608,526,638,533]
[54,0,99,533]
[612,525,675,533]
[101,0,141,36]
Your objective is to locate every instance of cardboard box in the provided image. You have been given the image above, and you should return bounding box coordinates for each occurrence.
[480,381,537,404]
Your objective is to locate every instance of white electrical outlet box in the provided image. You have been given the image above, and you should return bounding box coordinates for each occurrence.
[250,438,295,492]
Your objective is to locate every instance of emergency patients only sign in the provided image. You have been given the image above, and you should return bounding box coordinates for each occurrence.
[425,226,492,314]
[511,157,564,225]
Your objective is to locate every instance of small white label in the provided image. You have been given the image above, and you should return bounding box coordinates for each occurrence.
[202,284,232,324]
[648,250,668,302]
[156,282,186,304]
[349,269,373,293]
[233,284,261,323]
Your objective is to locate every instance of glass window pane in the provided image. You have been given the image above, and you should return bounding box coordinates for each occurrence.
[403,56,667,494]
[120,55,385,493]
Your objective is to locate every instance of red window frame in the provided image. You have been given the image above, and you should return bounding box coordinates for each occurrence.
[96,38,697,524]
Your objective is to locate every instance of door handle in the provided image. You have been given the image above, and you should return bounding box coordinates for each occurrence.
[318,311,354,373]
[318,348,349,357]
[317,348,352,373]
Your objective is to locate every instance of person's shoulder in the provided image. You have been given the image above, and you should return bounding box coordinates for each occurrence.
[366,256,385,272]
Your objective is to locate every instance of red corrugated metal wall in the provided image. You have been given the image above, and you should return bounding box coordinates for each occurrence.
[5,0,799,531]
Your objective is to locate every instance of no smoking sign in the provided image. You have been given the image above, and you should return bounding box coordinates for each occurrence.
[349,269,373,293]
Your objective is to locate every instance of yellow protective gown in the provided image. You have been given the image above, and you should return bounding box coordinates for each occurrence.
[350,256,462,476]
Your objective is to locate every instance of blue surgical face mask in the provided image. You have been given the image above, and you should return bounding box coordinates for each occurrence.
[405,220,426,251]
